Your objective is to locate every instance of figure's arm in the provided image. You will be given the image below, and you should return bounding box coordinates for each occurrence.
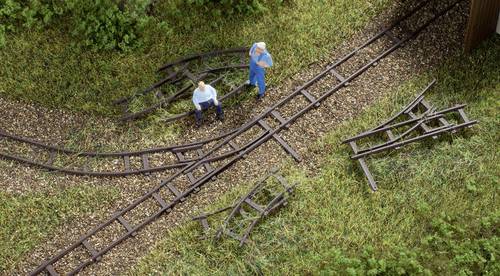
[257,53,273,68]
[266,54,273,67]
[192,91,201,110]
[257,61,269,68]
[212,86,218,99]
[249,43,256,56]
[211,86,219,106]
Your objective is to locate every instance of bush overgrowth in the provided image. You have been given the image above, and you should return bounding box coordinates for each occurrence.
[0,0,158,51]
[0,0,281,50]
[185,0,279,15]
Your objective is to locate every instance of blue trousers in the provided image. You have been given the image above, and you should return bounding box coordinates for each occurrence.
[249,60,266,96]
[194,99,223,123]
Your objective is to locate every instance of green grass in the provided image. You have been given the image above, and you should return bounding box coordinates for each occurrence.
[0,0,390,119]
[132,37,500,275]
[0,184,119,272]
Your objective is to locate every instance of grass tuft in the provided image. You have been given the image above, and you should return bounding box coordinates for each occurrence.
[0,185,119,272]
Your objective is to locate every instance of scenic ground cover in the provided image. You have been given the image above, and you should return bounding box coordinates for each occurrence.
[0,0,390,116]
[0,0,498,275]
[134,37,500,275]
[0,0,393,272]
[0,183,119,271]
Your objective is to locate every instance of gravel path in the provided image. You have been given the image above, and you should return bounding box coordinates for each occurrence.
[2,0,471,274]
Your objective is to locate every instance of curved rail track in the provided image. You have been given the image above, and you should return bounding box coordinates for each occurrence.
[27,0,464,274]
[114,47,249,122]
[0,128,245,176]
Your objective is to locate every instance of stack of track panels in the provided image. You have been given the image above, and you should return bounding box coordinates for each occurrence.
[27,0,466,274]
[114,48,250,122]
[342,80,477,191]
[193,168,296,246]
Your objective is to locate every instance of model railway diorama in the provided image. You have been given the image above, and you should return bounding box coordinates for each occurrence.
[0,0,491,274]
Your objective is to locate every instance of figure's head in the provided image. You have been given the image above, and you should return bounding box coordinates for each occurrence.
[255,42,266,55]
[198,81,206,91]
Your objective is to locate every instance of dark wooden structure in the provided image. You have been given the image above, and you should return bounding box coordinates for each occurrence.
[465,0,500,51]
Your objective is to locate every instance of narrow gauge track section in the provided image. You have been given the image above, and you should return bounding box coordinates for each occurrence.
[343,80,477,191]
[0,128,242,176]
[30,1,463,274]
[114,47,250,122]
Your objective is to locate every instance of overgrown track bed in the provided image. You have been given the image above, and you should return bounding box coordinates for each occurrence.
[114,47,249,122]
[29,0,463,274]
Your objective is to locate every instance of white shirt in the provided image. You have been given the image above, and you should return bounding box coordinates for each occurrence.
[192,85,217,105]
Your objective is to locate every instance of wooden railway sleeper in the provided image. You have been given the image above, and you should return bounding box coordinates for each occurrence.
[329,68,346,83]
[421,99,452,129]
[187,149,216,193]
[174,151,185,162]
[384,30,401,44]
[300,89,321,108]
[270,110,289,129]
[152,192,168,209]
[117,216,137,237]
[45,265,58,276]
[407,110,436,138]
[349,141,378,191]
[141,154,150,175]
[82,240,101,261]
[257,120,301,162]
[166,182,186,202]
[45,150,57,167]
[123,155,131,172]
[228,140,239,150]
[244,198,266,214]
[197,149,215,177]
[184,70,208,84]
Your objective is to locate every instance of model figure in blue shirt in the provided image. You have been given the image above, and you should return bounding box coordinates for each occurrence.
[246,42,273,99]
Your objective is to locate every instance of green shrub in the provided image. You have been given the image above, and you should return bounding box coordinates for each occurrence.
[184,0,280,16]
[0,0,160,51]
[68,0,154,51]
[0,0,283,51]
[0,0,66,30]
[421,212,500,274]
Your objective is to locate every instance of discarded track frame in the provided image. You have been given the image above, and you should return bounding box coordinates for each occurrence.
[114,47,249,122]
[193,169,295,246]
[342,80,477,191]
[29,1,464,274]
